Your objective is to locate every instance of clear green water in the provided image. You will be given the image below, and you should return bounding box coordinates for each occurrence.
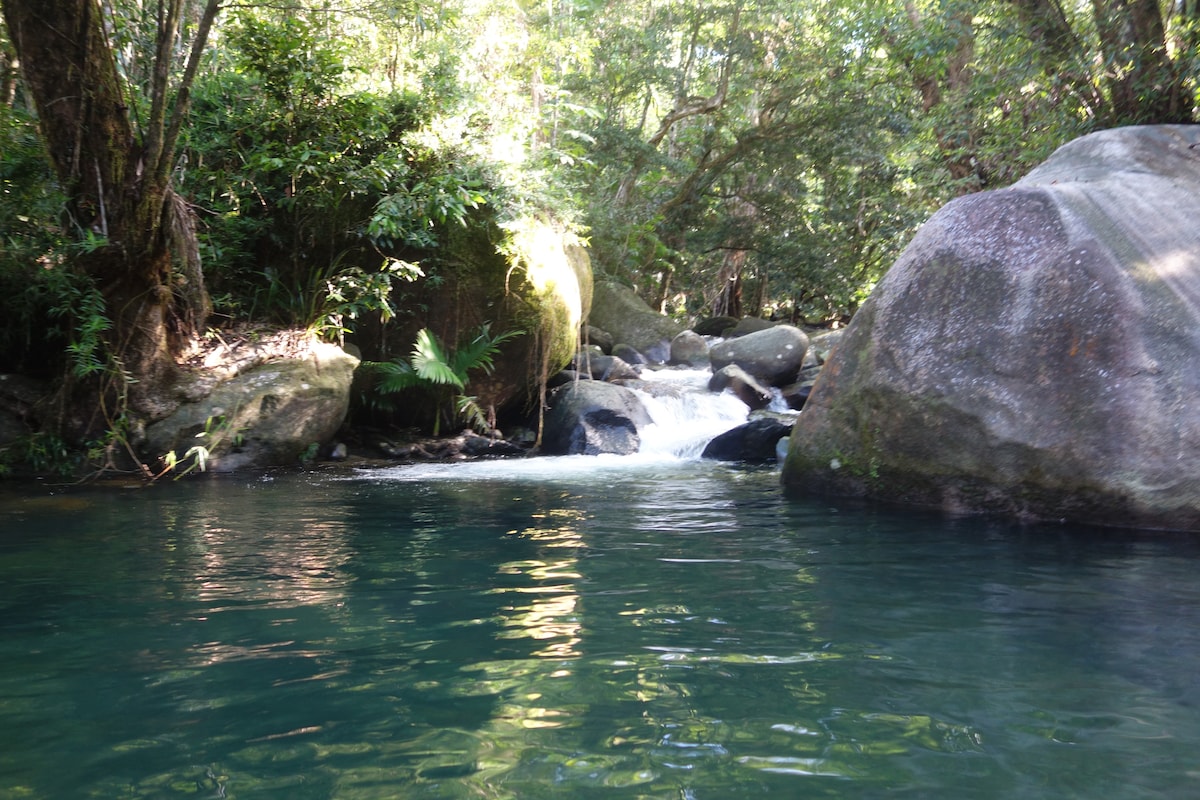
[2,458,1200,799]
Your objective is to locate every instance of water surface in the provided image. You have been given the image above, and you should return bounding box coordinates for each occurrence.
[2,460,1199,798]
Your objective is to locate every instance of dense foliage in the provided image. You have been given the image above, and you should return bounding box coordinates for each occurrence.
[1,0,1197,457]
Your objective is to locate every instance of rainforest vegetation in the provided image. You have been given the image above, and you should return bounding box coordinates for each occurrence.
[1,0,1197,472]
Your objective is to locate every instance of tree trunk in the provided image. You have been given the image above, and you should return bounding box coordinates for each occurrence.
[1007,0,1106,119]
[898,3,984,192]
[712,249,745,319]
[2,0,214,432]
[0,24,17,107]
[1091,0,1191,123]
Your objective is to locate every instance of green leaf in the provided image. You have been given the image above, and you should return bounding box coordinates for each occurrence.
[370,360,421,394]
[410,328,465,389]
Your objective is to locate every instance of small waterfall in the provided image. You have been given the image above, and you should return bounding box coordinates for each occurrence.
[628,368,752,459]
[365,368,769,483]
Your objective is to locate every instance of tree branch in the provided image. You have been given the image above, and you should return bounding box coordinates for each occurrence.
[143,0,182,182]
[155,0,220,185]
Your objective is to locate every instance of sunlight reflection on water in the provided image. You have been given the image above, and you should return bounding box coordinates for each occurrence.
[2,468,1200,799]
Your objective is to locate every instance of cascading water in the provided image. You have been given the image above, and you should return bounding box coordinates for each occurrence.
[366,367,790,481]
[627,368,755,458]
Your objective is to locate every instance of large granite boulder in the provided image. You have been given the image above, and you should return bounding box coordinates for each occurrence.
[542,380,652,455]
[709,324,810,387]
[587,281,684,363]
[146,340,358,472]
[782,125,1200,531]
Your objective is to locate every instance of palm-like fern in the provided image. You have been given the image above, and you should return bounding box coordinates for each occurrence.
[371,323,522,435]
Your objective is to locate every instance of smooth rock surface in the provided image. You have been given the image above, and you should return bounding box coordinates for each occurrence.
[587,281,684,363]
[783,125,1200,531]
[702,417,794,463]
[146,341,359,472]
[669,330,710,366]
[542,380,652,455]
[709,325,810,387]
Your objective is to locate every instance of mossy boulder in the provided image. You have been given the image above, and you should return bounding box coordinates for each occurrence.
[587,281,683,363]
[782,125,1200,531]
[145,339,358,472]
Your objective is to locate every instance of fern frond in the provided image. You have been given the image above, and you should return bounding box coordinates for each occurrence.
[456,395,491,434]
[452,324,523,377]
[368,359,422,394]
[411,328,466,388]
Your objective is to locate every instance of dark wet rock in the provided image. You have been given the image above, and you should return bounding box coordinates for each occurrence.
[374,430,529,461]
[777,380,814,410]
[709,364,772,410]
[611,343,648,365]
[692,316,740,337]
[726,317,776,337]
[572,353,641,382]
[584,325,614,354]
[702,417,794,462]
[542,380,652,455]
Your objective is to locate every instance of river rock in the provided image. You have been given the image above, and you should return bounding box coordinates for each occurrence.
[587,281,684,363]
[542,380,653,455]
[782,125,1200,531]
[584,325,614,354]
[709,324,810,387]
[726,317,777,337]
[709,364,772,410]
[145,341,359,472]
[809,329,845,364]
[669,330,710,366]
[612,343,649,365]
[692,316,739,337]
[702,417,794,462]
[778,379,814,410]
[572,353,640,382]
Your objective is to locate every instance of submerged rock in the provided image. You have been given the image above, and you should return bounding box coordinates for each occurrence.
[783,125,1200,531]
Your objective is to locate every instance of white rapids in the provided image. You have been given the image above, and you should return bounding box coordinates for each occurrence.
[359,367,793,482]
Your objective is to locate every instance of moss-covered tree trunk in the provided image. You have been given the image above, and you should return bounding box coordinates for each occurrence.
[2,0,215,432]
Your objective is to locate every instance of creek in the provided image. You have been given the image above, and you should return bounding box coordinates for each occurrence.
[2,375,1200,798]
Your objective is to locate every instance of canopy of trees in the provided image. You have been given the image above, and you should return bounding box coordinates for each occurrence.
[1,0,1196,467]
